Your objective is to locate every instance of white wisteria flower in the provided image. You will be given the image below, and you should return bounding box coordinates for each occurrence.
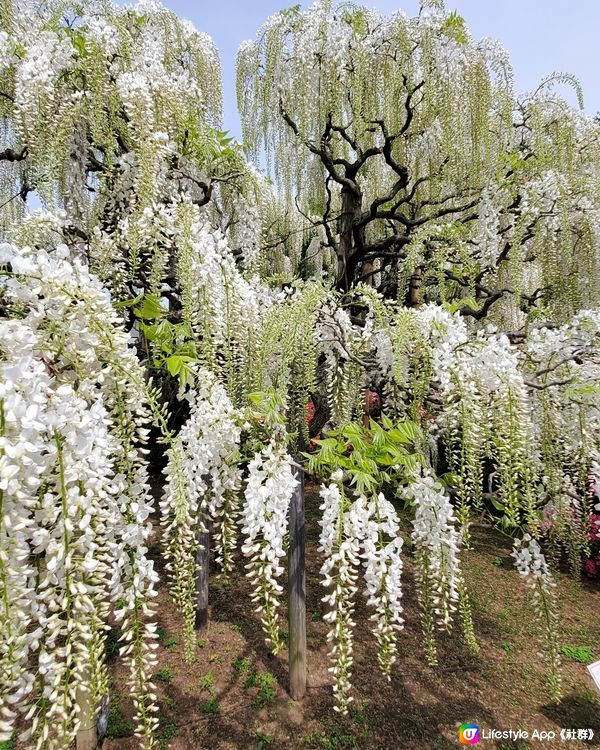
[161,368,242,659]
[512,534,562,700]
[241,440,297,654]
[0,242,159,748]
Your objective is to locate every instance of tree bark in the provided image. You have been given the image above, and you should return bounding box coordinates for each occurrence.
[288,461,306,700]
[408,265,423,307]
[195,524,209,630]
[337,186,362,291]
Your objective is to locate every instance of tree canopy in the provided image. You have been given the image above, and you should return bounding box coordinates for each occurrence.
[0,0,599,746]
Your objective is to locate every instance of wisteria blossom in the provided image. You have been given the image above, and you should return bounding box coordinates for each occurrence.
[0,242,159,748]
[318,478,406,712]
[405,472,463,663]
[161,368,242,660]
[512,534,562,700]
[1,0,599,736]
[241,440,298,654]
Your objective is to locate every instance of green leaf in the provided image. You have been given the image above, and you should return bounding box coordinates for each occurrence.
[380,413,393,430]
[437,471,458,489]
[388,422,420,445]
[445,296,479,314]
[165,355,183,377]
[440,11,468,44]
[165,355,197,386]
[175,342,198,358]
[114,294,144,310]
[133,294,165,321]
[72,30,87,57]
[490,497,506,512]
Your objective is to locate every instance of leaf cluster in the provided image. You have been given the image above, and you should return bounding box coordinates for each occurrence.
[306,415,421,495]
[118,293,200,387]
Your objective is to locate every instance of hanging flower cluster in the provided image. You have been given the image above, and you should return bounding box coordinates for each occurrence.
[411,306,538,531]
[1,0,600,729]
[314,296,374,427]
[251,281,326,444]
[318,475,405,713]
[240,439,297,654]
[357,494,405,677]
[0,241,158,748]
[404,471,476,665]
[173,202,264,391]
[1,0,222,220]
[161,367,242,660]
[512,534,562,700]
[527,312,600,534]
[318,479,361,714]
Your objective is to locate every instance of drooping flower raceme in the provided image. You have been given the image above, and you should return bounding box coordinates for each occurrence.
[318,479,361,714]
[318,477,405,713]
[0,242,159,749]
[357,494,405,678]
[1,321,53,744]
[512,534,562,701]
[314,298,372,426]
[241,440,297,654]
[415,307,537,531]
[161,368,242,660]
[405,472,467,665]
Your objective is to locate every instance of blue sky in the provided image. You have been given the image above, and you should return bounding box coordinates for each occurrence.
[144,1,599,137]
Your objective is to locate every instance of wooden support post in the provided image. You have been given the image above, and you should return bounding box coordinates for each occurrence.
[75,681,97,750]
[195,525,210,630]
[288,461,306,700]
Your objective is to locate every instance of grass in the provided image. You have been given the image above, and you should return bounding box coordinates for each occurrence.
[350,706,369,725]
[154,666,174,682]
[560,645,594,663]
[199,671,216,693]
[233,655,255,685]
[105,628,121,657]
[157,629,178,651]
[306,725,358,749]
[232,655,277,706]
[105,687,133,739]
[251,671,277,708]
[255,730,275,748]
[200,697,220,715]
[157,717,178,750]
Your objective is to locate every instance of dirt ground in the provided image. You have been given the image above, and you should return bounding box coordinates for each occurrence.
[103,486,600,750]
